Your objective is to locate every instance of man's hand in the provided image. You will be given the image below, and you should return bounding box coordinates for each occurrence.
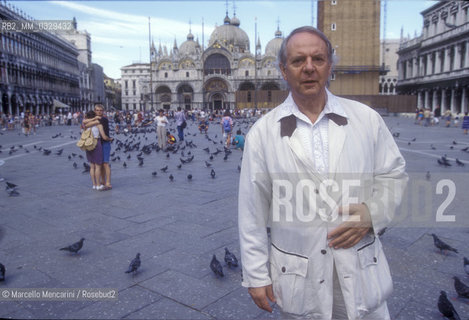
[248,285,276,313]
[327,203,372,249]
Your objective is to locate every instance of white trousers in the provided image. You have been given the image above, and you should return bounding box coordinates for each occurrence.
[157,126,166,149]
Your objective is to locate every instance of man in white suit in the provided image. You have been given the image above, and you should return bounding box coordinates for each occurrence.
[238,26,408,319]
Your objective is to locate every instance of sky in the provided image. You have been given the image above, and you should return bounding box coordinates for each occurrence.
[9,0,436,79]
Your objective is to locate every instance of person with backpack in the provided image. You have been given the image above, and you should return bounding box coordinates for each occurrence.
[221,110,233,148]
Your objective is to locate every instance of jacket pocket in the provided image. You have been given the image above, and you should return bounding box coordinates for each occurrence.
[270,243,309,314]
[355,236,393,316]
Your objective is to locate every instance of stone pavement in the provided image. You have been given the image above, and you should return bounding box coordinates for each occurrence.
[0,115,468,319]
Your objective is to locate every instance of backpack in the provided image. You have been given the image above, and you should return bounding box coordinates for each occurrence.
[223,117,231,132]
[76,128,98,151]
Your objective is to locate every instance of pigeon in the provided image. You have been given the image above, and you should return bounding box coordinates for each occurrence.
[187,174,192,180]
[210,169,216,178]
[431,234,458,254]
[461,147,469,152]
[453,140,458,145]
[426,171,431,180]
[55,149,63,156]
[224,248,238,268]
[453,276,469,299]
[431,144,436,150]
[177,164,182,169]
[125,253,141,274]
[392,132,400,138]
[0,262,4,281]
[210,254,224,277]
[166,153,170,158]
[237,165,241,172]
[455,159,464,166]
[169,174,174,182]
[438,290,461,320]
[205,161,212,167]
[160,165,168,172]
[203,147,210,153]
[464,257,469,276]
[152,171,157,177]
[138,159,144,167]
[73,162,78,169]
[59,238,85,254]
[123,162,127,168]
[7,189,19,197]
[68,155,72,160]
[411,137,416,141]
[5,182,17,191]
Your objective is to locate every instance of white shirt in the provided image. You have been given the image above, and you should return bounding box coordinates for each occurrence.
[155,115,168,127]
[279,90,347,174]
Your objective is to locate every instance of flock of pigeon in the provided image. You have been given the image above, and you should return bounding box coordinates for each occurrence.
[2,117,254,197]
[431,233,469,319]
[0,236,238,283]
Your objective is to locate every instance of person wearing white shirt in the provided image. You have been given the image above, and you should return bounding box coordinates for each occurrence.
[154,109,168,150]
[238,26,408,319]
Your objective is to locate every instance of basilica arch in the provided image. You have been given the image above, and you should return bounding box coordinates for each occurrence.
[155,85,172,110]
[177,83,194,110]
[204,77,230,110]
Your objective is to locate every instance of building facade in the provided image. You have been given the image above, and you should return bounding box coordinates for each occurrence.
[379,39,400,95]
[0,2,80,115]
[121,12,288,112]
[61,19,104,111]
[318,0,382,95]
[120,63,150,111]
[397,0,469,114]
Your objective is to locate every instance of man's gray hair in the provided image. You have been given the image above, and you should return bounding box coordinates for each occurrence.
[278,26,334,67]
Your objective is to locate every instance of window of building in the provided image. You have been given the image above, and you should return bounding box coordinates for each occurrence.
[140,70,143,73]
[125,91,128,96]
[247,92,251,102]
[133,91,136,96]
[125,80,128,89]
[268,91,272,102]
[331,0,337,5]
[268,70,271,76]
[165,72,168,78]
[132,70,135,73]
[331,23,336,31]
[132,80,136,88]
[126,103,129,110]
[186,71,189,77]
[245,70,249,77]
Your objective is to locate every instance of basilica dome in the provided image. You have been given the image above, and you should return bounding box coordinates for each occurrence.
[179,31,200,56]
[208,14,250,52]
[265,28,283,57]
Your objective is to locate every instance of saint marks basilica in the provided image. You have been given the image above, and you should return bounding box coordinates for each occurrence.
[121,12,288,111]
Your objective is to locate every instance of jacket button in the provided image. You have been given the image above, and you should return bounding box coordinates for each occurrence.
[321,249,327,254]
[281,267,286,273]
[373,257,377,263]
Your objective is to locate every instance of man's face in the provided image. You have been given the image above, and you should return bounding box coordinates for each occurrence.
[280,32,332,102]
[95,107,104,117]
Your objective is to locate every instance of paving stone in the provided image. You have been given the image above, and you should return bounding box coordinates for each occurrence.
[67,286,161,319]
[124,297,212,320]
[139,269,239,310]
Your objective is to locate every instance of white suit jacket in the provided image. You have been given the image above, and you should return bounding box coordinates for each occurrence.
[238,91,408,319]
